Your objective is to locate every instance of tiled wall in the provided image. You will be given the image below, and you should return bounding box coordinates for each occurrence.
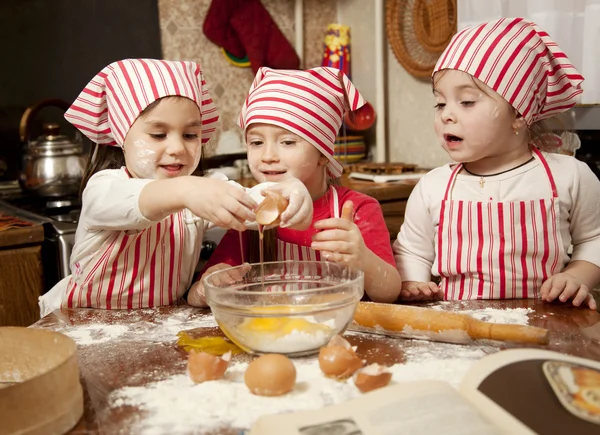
[158,0,336,156]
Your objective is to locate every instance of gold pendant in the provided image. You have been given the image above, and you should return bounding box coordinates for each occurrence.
[479,177,485,188]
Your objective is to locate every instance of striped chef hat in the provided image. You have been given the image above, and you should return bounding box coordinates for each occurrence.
[433,17,584,125]
[238,67,365,178]
[65,59,219,147]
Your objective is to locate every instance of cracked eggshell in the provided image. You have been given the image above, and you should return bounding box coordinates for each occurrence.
[318,335,363,379]
[255,191,289,226]
[187,350,231,383]
[354,363,392,392]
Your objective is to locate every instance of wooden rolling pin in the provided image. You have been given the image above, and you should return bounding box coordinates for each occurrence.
[352,302,549,345]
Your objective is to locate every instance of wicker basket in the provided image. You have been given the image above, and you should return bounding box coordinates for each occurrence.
[386,0,457,78]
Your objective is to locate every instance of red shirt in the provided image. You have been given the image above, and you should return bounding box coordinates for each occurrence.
[200,186,394,273]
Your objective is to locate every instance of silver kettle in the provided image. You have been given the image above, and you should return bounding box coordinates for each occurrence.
[19,99,86,197]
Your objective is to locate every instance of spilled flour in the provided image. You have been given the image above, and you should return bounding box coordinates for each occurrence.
[108,341,488,434]
[55,306,533,433]
[432,305,533,325]
[48,308,217,346]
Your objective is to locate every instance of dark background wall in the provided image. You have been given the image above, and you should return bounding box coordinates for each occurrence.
[0,0,163,180]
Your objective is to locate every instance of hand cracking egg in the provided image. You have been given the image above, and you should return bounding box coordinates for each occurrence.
[244,354,296,396]
[318,335,363,379]
[187,350,231,383]
[255,191,289,226]
[354,363,392,392]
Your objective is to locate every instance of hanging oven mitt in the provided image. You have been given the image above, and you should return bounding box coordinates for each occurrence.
[203,0,300,73]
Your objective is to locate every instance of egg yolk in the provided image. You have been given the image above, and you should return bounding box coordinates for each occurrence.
[240,305,332,337]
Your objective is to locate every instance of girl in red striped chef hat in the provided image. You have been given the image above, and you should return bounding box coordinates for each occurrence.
[188,67,402,304]
[394,18,600,309]
[38,59,314,315]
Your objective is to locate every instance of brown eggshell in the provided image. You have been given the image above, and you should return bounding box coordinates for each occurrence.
[318,344,363,379]
[354,363,392,393]
[187,350,231,383]
[327,334,353,349]
[255,191,289,226]
[244,354,296,396]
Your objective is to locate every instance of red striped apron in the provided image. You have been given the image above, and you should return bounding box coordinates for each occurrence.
[63,208,202,309]
[277,186,340,261]
[437,148,564,300]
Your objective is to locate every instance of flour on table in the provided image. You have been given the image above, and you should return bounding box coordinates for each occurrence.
[60,324,130,345]
[47,308,217,346]
[432,306,533,325]
[108,342,486,434]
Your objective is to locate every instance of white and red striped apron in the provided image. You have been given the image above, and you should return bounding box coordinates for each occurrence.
[63,209,202,309]
[277,186,340,261]
[437,148,565,300]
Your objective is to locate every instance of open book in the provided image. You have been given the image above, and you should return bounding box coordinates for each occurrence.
[249,349,600,435]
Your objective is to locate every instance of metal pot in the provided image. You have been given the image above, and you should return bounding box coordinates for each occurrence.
[18,99,86,197]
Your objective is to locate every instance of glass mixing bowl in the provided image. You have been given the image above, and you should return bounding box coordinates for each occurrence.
[203,261,364,357]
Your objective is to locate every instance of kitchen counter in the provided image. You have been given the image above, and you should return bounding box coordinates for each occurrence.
[0,211,45,326]
[31,300,600,434]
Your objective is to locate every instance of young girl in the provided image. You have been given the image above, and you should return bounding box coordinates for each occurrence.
[394,18,600,309]
[188,67,402,305]
[39,59,313,315]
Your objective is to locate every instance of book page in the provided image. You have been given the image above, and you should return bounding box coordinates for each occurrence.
[250,381,501,435]
[459,349,600,434]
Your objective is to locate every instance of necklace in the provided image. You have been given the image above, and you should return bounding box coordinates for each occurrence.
[463,156,535,188]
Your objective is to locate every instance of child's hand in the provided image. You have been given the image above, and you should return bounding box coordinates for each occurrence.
[186,178,257,231]
[399,281,441,301]
[311,201,364,268]
[540,272,597,310]
[188,263,251,307]
[263,178,313,230]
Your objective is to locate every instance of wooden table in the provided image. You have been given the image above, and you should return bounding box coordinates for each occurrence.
[31,300,600,434]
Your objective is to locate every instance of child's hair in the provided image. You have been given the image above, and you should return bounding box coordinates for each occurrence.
[432,70,572,154]
[78,97,206,197]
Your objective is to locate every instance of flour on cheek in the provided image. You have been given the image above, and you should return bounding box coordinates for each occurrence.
[128,140,158,179]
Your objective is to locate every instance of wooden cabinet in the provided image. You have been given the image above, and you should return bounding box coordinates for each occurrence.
[340,176,414,240]
[0,219,45,326]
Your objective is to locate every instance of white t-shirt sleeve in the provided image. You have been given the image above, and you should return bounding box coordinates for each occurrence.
[567,158,600,268]
[393,175,437,282]
[80,169,153,231]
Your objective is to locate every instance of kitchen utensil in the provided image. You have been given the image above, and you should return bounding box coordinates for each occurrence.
[203,260,364,357]
[19,99,86,197]
[344,101,376,131]
[352,302,549,345]
[0,327,83,435]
